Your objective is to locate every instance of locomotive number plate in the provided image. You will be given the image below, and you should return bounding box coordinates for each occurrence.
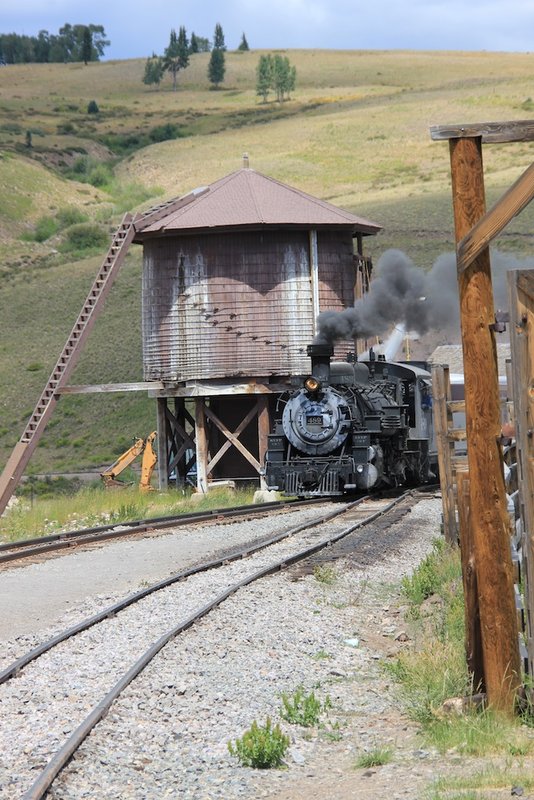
[306,415,323,425]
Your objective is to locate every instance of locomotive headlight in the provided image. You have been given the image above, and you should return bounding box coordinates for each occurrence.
[304,376,321,393]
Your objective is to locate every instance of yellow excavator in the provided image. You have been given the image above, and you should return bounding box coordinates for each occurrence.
[101,432,158,491]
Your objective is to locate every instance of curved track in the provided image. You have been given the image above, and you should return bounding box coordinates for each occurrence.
[2,490,416,800]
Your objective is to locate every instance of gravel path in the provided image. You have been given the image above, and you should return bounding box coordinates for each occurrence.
[0,496,451,799]
[0,503,340,643]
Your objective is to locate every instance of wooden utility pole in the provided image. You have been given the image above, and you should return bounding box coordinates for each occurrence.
[446,134,520,711]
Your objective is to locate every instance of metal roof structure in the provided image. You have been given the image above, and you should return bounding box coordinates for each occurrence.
[134,168,382,239]
[429,343,511,377]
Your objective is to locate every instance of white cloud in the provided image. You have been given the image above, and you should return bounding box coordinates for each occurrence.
[1,0,534,58]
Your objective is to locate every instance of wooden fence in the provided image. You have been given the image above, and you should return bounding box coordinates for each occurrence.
[433,266,534,684]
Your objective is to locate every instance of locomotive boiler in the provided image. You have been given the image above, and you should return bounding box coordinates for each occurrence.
[264,343,436,497]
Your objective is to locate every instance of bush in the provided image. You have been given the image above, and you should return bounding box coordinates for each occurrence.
[57,121,76,135]
[60,223,109,252]
[87,100,100,114]
[68,156,113,187]
[33,215,60,242]
[148,122,181,143]
[56,207,88,227]
[228,718,289,768]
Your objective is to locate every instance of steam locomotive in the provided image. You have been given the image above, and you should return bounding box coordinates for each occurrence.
[264,343,436,498]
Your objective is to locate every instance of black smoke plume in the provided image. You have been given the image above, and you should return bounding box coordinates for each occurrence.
[315,248,534,345]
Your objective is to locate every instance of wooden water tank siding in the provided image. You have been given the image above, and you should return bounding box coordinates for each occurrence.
[142,229,358,383]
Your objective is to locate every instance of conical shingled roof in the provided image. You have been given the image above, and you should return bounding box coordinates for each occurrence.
[136,168,381,237]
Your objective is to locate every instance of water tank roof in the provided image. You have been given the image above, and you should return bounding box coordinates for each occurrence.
[134,168,382,238]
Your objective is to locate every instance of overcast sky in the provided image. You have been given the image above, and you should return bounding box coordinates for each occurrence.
[1,0,533,59]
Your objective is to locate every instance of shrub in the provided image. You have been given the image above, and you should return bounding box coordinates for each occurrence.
[60,223,109,252]
[148,122,181,143]
[56,207,87,228]
[57,121,76,135]
[280,686,331,727]
[87,163,113,187]
[33,215,60,242]
[87,100,100,114]
[228,718,289,768]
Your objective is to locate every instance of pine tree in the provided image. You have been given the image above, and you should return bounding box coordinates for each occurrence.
[237,33,249,52]
[208,47,225,88]
[190,32,199,54]
[163,27,190,90]
[143,55,164,89]
[256,54,273,102]
[213,23,226,51]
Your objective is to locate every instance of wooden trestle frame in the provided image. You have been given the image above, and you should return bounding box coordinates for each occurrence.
[154,396,271,491]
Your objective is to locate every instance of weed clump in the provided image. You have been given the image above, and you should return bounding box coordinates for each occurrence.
[280,685,331,727]
[228,718,289,768]
[355,746,393,768]
[313,564,337,585]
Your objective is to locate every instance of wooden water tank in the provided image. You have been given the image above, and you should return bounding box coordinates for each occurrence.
[135,168,381,384]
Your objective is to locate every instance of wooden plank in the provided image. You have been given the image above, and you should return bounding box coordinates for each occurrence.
[456,467,485,693]
[457,163,534,274]
[132,187,209,235]
[431,364,457,544]
[517,272,534,298]
[194,400,209,493]
[447,429,467,442]
[257,396,271,489]
[449,135,520,712]
[58,382,164,394]
[507,268,534,675]
[150,381,290,398]
[156,399,168,490]
[430,120,534,143]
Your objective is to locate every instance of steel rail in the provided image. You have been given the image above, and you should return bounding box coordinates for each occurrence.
[0,498,326,565]
[0,497,363,685]
[21,489,410,800]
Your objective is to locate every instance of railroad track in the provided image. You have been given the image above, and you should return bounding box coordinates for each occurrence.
[0,498,325,566]
[0,489,421,800]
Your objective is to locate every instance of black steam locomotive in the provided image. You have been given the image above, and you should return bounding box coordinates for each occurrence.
[264,343,436,498]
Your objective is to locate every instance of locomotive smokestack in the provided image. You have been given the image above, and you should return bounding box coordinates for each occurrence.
[307,343,333,383]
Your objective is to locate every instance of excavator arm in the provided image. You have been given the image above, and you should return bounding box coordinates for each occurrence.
[139,431,157,491]
[101,432,157,491]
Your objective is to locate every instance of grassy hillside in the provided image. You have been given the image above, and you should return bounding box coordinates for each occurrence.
[0,49,533,475]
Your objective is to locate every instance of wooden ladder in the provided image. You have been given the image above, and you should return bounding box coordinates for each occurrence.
[0,214,135,514]
[0,187,209,517]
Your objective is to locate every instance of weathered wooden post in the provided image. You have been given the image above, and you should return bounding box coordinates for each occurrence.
[446,134,520,711]
[508,269,534,675]
[456,467,484,692]
[431,364,458,545]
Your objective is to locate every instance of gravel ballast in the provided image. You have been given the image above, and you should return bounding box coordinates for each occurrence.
[1,497,445,799]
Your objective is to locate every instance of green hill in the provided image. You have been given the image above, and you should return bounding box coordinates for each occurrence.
[0,49,532,475]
